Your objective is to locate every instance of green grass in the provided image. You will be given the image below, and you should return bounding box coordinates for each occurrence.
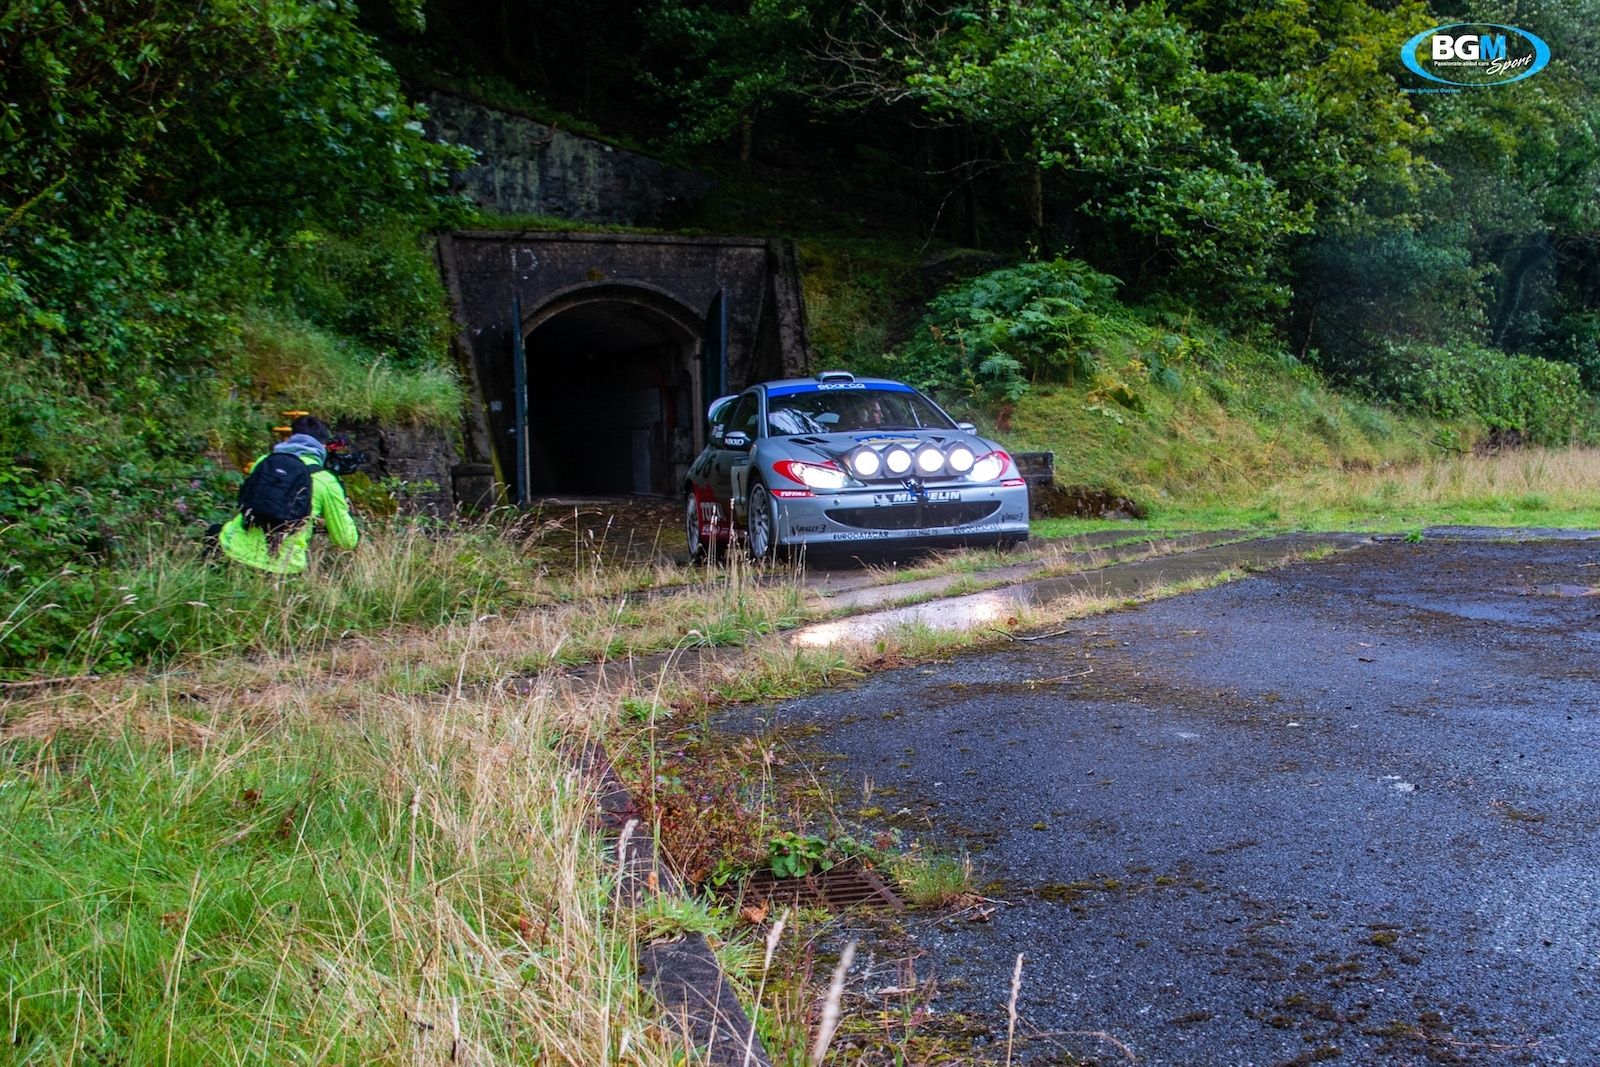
[239,313,463,429]
[0,512,1399,1066]
[2,522,536,676]
[796,238,927,371]
[891,851,975,909]
[0,696,672,1065]
[791,237,1600,536]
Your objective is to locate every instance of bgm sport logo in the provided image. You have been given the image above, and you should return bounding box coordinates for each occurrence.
[1402,23,1551,86]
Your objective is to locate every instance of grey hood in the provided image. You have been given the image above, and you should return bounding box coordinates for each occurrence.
[273,434,328,464]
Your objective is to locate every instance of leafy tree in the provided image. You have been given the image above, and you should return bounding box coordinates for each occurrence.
[797,2,1314,312]
[640,0,820,153]
[2,0,464,232]
[1421,2,1600,366]
[1179,0,1436,232]
[1295,227,1490,382]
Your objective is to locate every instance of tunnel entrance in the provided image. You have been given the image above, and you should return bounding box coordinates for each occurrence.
[523,287,700,496]
[438,231,812,507]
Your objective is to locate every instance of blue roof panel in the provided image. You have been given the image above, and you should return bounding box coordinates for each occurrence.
[766,380,916,398]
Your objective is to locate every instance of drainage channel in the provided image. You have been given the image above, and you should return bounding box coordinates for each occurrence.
[580,743,774,1067]
[720,861,907,915]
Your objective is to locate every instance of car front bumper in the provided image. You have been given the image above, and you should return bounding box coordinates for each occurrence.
[772,481,1030,547]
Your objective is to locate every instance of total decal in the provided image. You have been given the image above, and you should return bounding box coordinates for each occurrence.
[1401,23,1550,89]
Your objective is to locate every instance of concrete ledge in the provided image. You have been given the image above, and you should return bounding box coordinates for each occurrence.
[578,742,774,1066]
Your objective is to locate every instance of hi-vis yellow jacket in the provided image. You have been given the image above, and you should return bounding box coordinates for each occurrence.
[218,449,359,574]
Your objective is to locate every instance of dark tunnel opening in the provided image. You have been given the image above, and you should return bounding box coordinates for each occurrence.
[524,298,698,496]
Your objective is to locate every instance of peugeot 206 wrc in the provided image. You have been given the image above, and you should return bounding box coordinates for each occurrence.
[684,371,1030,559]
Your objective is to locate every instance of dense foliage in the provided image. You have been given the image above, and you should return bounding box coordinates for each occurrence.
[893,254,1585,444]
[0,0,475,671]
[383,0,1600,417]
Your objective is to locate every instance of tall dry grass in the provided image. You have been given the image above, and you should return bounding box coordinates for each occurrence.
[2,515,804,680]
[0,520,1312,1066]
[1267,446,1600,523]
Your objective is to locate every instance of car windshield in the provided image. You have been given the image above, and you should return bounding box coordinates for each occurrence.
[766,387,956,436]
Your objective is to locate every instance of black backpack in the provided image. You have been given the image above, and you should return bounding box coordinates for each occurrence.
[238,453,321,533]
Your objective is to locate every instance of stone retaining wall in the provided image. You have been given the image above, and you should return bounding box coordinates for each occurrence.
[333,420,460,518]
[422,93,717,226]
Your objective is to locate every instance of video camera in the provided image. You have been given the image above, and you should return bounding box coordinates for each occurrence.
[325,436,369,476]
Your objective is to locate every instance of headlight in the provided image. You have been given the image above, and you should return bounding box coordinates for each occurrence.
[915,445,945,474]
[946,445,974,473]
[772,459,848,490]
[849,447,881,478]
[884,447,913,475]
[969,450,1007,482]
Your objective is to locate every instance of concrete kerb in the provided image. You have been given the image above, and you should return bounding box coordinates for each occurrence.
[575,741,774,1067]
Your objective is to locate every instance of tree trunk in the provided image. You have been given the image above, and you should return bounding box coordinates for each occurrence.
[1493,242,1550,347]
[1023,162,1044,246]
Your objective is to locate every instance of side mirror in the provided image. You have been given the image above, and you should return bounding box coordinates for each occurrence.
[723,430,751,450]
[957,421,977,434]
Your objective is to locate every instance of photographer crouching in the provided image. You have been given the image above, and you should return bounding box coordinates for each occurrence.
[211,415,360,574]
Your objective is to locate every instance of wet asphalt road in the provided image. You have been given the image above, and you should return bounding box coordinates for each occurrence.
[738,536,1600,1065]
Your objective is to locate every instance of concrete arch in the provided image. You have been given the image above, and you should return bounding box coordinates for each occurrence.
[520,281,704,342]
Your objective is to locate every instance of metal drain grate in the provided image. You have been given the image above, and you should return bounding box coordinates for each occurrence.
[723,860,905,913]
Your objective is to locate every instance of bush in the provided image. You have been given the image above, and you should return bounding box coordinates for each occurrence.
[1536,312,1600,392]
[275,225,460,370]
[0,0,471,604]
[890,258,1124,402]
[1379,343,1585,445]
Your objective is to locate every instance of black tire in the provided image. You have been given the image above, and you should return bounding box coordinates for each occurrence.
[685,489,707,562]
[746,481,779,561]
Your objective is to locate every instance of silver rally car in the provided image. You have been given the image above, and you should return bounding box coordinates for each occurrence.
[685,371,1030,559]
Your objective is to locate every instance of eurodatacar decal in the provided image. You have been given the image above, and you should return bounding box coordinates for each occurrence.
[1401,23,1550,89]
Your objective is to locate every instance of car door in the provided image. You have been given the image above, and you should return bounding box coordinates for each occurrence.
[715,390,761,520]
[688,396,736,537]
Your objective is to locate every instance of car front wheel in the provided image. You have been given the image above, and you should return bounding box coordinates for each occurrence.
[685,490,706,562]
[746,481,778,561]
